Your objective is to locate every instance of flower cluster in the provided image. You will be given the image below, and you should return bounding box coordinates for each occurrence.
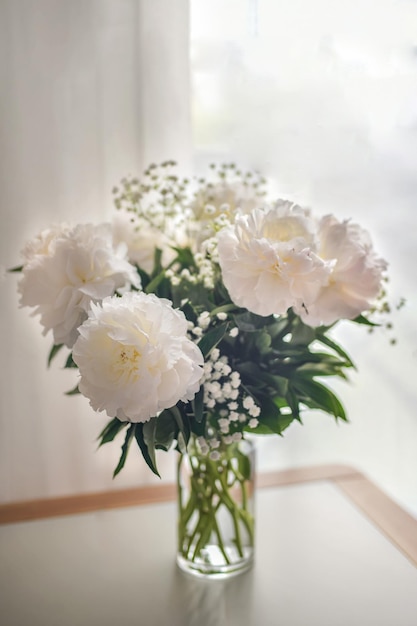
[13,161,391,477]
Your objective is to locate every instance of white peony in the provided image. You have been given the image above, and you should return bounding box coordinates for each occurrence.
[112,210,177,273]
[20,223,71,263]
[217,204,332,316]
[72,292,204,423]
[296,215,388,327]
[18,223,140,347]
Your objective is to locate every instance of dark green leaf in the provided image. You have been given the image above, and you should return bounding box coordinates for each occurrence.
[238,362,288,395]
[134,422,160,477]
[248,395,294,435]
[7,265,23,273]
[154,410,177,451]
[65,384,80,396]
[234,311,274,332]
[98,417,127,446]
[316,334,356,368]
[114,424,136,477]
[192,385,204,423]
[351,314,379,327]
[64,353,78,368]
[236,448,251,480]
[197,323,228,357]
[142,419,160,476]
[144,270,167,294]
[47,344,64,367]
[292,378,347,420]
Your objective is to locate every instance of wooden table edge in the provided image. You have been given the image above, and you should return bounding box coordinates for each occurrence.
[1,464,416,567]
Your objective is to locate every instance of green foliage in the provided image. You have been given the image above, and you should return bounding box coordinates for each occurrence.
[47,343,64,367]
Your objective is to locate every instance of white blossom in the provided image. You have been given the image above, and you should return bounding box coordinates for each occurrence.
[296,215,388,326]
[217,205,332,317]
[18,223,140,347]
[72,292,204,423]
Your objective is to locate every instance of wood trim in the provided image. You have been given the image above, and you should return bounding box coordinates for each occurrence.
[1,464,416,568]
[335,474,417,568]
[0,464,357,525]
[257,464,360,488]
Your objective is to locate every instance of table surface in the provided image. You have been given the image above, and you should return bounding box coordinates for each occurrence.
[1,466,417,626]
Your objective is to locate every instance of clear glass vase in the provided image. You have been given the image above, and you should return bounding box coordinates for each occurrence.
[176,436,255,579]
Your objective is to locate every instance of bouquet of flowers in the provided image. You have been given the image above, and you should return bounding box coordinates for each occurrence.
[13,161,390,575]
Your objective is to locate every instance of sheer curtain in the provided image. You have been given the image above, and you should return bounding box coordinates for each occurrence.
[2,0,417,518]
[190,0,417,517]
[0,0,191,502]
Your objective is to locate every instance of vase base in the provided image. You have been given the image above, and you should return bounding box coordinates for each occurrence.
[176,546,254,579]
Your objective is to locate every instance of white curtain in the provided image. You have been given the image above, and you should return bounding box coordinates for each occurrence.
[190,0,417,517]
[0,0,191,502]
[2,0,417,518]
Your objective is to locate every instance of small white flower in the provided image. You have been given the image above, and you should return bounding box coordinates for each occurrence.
[72,292,204,423]
[248,418,259,429]
[249,405,261,418]
[218,417,230,433]
[197,311,211,329]
[209,450,221,461]
[216,312,228,321]
[229,327,239,338]
[243,396,255,410]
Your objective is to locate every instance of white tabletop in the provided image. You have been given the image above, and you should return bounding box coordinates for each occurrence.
[1,478,417,626]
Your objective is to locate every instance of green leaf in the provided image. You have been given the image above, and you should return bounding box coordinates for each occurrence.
[154,410,177,451]
[316,333,356,368]
[236,448,251,480]
[64,353,78,369]
[192,385,204,423]
[114,424,136,477]
[292,378,347,421]
[144,270,167,294]
[285,384,301,421]
[47,344,64,367]
[65,384,80,396]
[98,418,127,446]
[248,395,294,435]
[234,311,274,332]
[179,300,198,324]
[141,419,160,476]
[168,405,195,444]
[197,322,228,357]
[134,422,160,477]
[238,362,288,395]
[351,314,379,327]
[7,265,23,273]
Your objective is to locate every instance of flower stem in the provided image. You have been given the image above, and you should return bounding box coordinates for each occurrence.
[177,439,254,568]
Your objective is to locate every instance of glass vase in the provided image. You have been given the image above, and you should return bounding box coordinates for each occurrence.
[176,436,255,579]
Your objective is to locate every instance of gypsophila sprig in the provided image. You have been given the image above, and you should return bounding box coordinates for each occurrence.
[12,160,396,478]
